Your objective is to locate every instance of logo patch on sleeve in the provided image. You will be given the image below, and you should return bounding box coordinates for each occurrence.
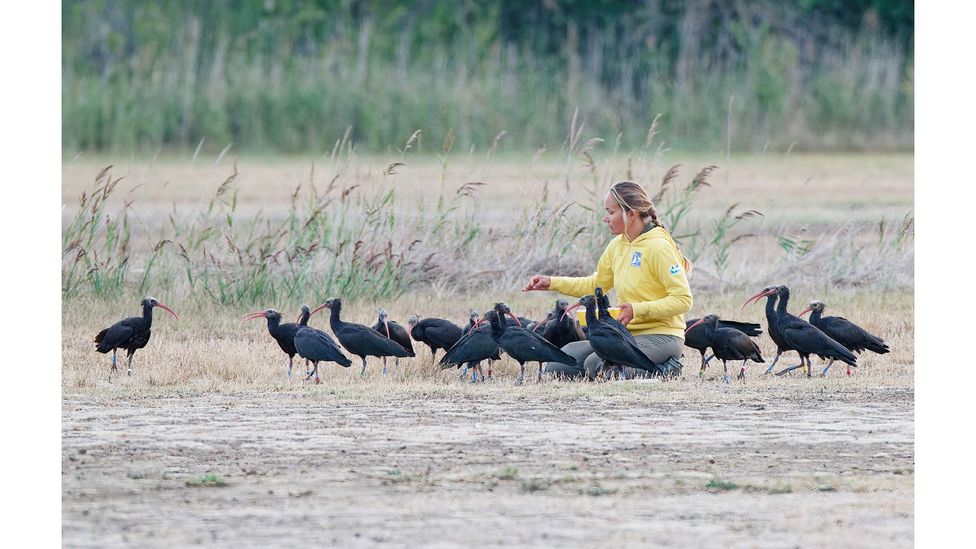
[630,251,642,267]
[669,264,681,275]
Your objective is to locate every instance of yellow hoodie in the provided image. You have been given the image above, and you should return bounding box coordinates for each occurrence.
[548,226,693,338]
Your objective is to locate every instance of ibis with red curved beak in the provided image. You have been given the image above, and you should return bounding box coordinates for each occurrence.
[94,297,179,376]
[742,285,803,374]
[686,314,764,383]
[564,294,660,379]
[765,286,857,377]
[242,306,311,378]
[311,298,414,377]
[797,300,889,376]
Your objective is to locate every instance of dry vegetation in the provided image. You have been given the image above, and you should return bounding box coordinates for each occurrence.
[62,150,913,547]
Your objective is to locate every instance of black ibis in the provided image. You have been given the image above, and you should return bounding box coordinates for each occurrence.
[685,314,764,383]
[685,317,762,374]
[407,314,464,365]
[242,307,310,378]
[311,298,415,377]
[542,298,584,349]
[797,300,890,376]
[742,285,803,374]
[439,312,500,382]
[293,304,353,383]
[94,297,179,376]
[371,308,414,374]
[483,305,576,384]
[766,286,857,377]
[565,295,660,377]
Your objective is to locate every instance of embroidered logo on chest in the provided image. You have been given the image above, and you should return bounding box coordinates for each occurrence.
[669,264,681,275]
[630,251,642,267]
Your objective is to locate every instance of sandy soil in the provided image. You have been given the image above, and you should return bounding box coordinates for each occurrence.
[62,384,913,547]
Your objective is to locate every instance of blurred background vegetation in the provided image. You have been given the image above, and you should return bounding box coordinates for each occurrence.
[62,0,913,155]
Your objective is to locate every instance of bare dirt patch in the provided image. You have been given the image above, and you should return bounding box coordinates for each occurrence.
[63,384,913,547]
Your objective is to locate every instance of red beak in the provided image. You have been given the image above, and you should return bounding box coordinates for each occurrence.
[154,302,179,320]
[242,311,267,324]
[741,288,776,311]
[310,303,328,317]
[796,307,812,317]
[686,318,707,332]
[562,303,582,321]
[532,317,548,332]
[506,312,522,328]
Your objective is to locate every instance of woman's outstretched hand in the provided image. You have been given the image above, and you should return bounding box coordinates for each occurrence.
[617,303,634,325]
[522,275,551,292]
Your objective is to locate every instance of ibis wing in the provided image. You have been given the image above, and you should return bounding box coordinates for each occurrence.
[95,322,135,352]
[499,329,576,366]
[439,331,498,368]
[294,328,353,367]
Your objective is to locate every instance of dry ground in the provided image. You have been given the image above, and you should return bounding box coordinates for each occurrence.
[63,153,913,547]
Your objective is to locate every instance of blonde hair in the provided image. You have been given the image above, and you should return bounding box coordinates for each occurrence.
[608,181,692,272]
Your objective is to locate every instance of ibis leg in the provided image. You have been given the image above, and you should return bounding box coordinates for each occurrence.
[382,357,388,376]
[304,363,316,381]
[305,359,312,376]
[737,360,747,381]
[806,356,812,377]
[127,353,134,376]
[821,359,835,377]
[537,363,543,384]
[360,357,368,378]
[517,364,525,385]
[460,364,468,381]
[723,361,730,384]
[698,353,707,377]
[765,352,782,374]
[487,360,494,380]
[704,353,715,364]
[287,356,293,378]
[111,349,118,372]
[475,364,484,382]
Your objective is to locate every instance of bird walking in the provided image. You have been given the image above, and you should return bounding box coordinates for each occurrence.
[439,310,499,382]
[94,297,179,377]
[766,286,857,377]
[311,298,414,377]
[371,308,414,375]
[685,317,762,374]
[685,314,764,383]
[742,285,802,374]
[797,300,889,376]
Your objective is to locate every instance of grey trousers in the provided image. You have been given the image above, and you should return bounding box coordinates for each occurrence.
[544,334,685,380]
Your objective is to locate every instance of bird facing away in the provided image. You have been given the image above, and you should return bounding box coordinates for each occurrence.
[94,297,179,376]
[797,300,889,376]
[542,298,583,349]
[371,308,414,375]
[311,297,415,377]
[685,314,764,383]
[407,314,464,366]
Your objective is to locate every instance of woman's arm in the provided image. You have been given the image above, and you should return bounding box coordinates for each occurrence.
[523,240,616,297]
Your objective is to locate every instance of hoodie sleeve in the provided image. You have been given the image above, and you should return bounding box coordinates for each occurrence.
[547,240,616,298]
[630,238,693,320]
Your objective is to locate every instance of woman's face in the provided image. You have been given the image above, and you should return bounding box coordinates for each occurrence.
[603,193,627,235]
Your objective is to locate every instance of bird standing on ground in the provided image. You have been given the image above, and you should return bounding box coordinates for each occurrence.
[483,305,576,384]
[311,298,415,377]
[293,304,352,383]
[565,294,659,378]
[242,307,308,378]
[742,285,801,374]
[684,317,762,374]
[371,308,414,375]
[797,300,889,376]
[94,297,179,376]
[407,314,464,366]
[685,314,764,383]
[768,286,857,377]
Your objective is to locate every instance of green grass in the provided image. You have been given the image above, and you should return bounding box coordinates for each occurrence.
[705,479,740,492]
[186,474,228,488]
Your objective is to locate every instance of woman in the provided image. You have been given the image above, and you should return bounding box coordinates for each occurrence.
[523,181,692,380]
